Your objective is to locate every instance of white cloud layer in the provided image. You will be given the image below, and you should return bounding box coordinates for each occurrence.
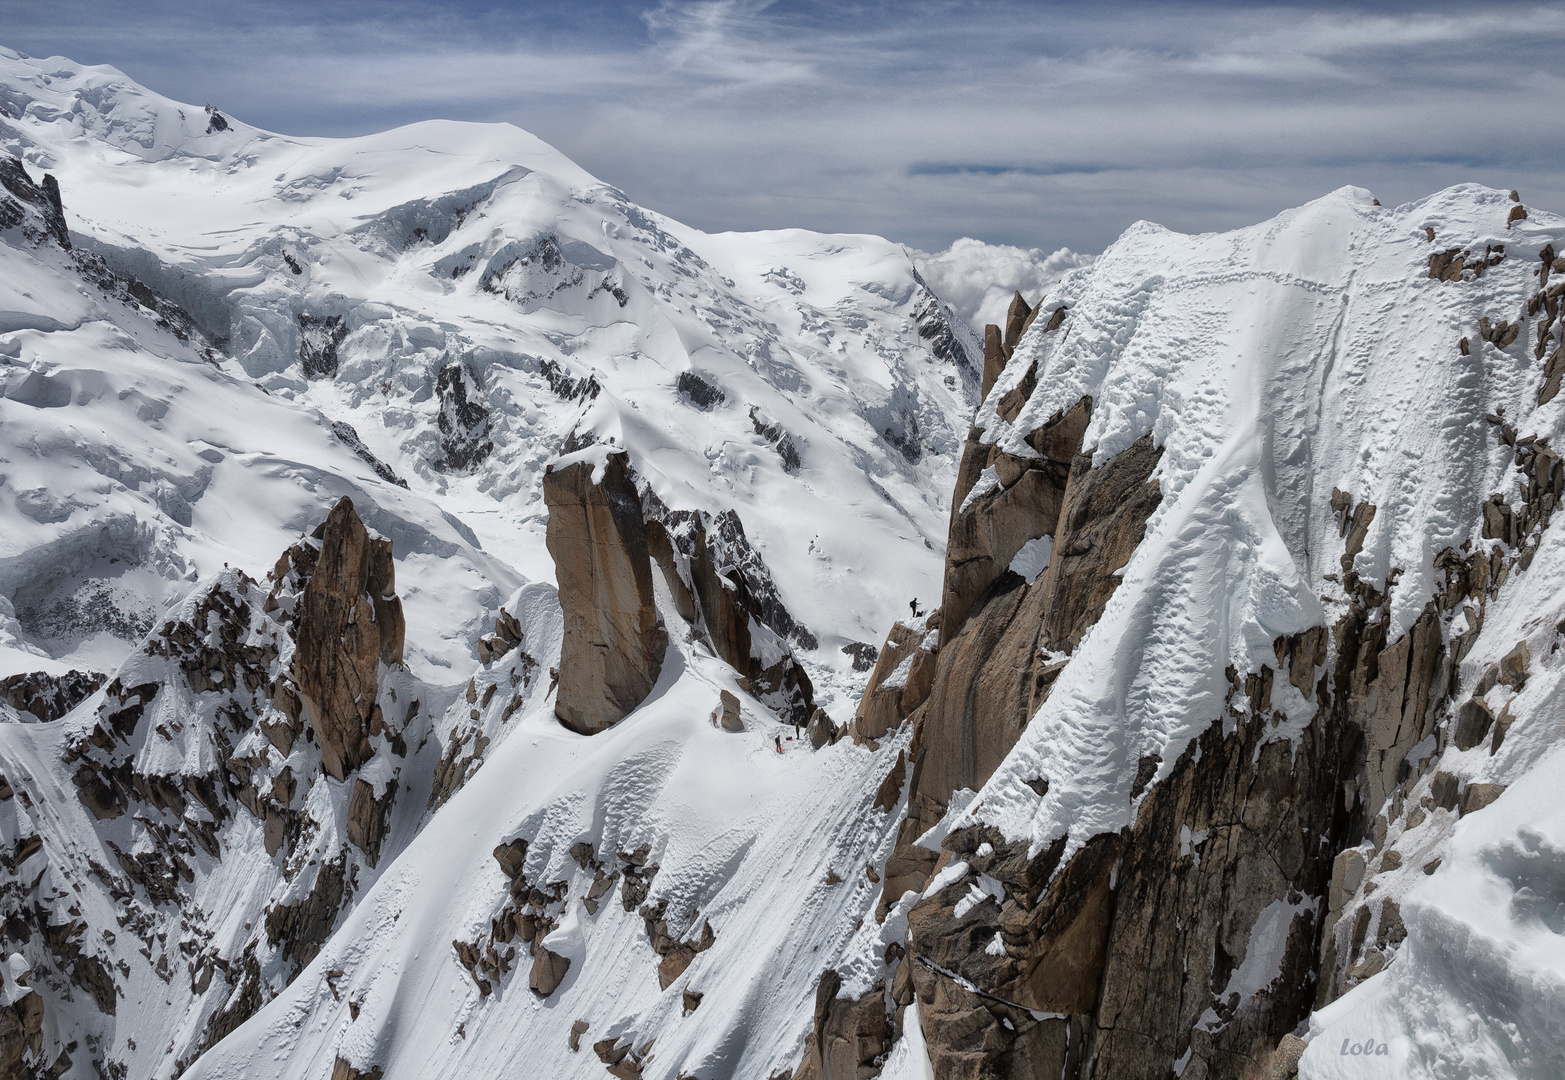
[3,1,1563,253]
[912,240,1093,337]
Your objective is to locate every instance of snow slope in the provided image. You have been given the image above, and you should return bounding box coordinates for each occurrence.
[0,153,507,683]
[182,580,912,1080]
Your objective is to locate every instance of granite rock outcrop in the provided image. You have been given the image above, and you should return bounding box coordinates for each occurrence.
[545,450,668,735]
[282,496,405,781]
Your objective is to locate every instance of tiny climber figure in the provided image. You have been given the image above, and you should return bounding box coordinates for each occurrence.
[909,597,923,618]
[775,734,783,753]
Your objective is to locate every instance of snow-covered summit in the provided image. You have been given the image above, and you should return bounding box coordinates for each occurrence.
[0,47,983,709]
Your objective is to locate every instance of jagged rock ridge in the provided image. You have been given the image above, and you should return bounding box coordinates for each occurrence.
[800,185,1565,1080]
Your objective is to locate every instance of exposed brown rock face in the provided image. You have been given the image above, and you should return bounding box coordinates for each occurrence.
[0,156,70,249]
[870,399,1110,920]
[638,898,716,989]
[288,496,405,780]
[346,778,398,867]
[717,689,743,733]
[807,708,837,749]
[457,838,584,1000]
[915,417,1159,823]
[888,637,1362,1080]
[794,383,1172,1076]
[1002,291,1033,355]
[331,1057,384,1080]
[545,451,668,734]
[1427,243,1505,282]
[982,325,1006,398]
[1312,445,1557,1009]
[0,669,105,722]
[1085,686,1356,1077]
[907,832,1111,1078]
[644,506,815,724]
[266,857,350,975]
[851,616,939,741]
[1533,244,1565,403]
[0,984,42,1079]
[980,291,1068,404]
[793,969,891,1080]
[941,396,1092,647]
[529,945,571,997]
[1035,433,1163,650]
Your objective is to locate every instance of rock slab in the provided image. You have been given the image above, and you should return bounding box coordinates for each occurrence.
[545,451,667,735]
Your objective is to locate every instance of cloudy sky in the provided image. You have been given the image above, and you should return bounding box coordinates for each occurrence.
[5,1,1564,253]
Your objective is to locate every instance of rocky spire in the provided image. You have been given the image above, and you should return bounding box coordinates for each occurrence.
[544,449,667,734]
[289,496,405,780]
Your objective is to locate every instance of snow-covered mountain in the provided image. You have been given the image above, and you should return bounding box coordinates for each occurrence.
[0,45,980,1080]
[1,42,1563,1080]
[0,45,980,709]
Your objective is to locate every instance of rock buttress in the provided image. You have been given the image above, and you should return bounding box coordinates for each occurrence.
[939,396,1091,648]
[907,421,1161,862]
[793,969,891,1080]
[545,451,667,734]
[850,614,939,742]
[291,496,405,780]
[1085,683,1358,1077]
[1034,432,1165,652]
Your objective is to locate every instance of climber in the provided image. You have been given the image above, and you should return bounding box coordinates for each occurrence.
[775,734,783,753]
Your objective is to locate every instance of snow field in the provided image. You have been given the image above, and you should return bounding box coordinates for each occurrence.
[186,578,913,1080]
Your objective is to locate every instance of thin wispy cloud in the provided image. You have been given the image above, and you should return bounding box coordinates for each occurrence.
[4,1,1563,252]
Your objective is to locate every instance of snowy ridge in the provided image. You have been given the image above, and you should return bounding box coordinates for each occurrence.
[958,183,1562,858]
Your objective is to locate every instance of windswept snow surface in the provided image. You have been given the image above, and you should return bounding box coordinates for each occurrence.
[956,184,1564,864]
[1304,490,1565,1080]
[0,45,984,711]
